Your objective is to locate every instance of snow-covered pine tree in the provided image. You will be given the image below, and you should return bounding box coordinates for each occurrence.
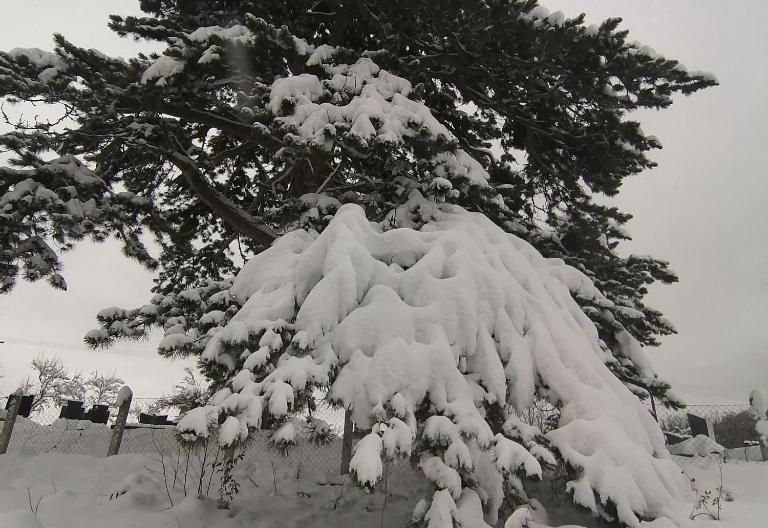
[0,2,716,526]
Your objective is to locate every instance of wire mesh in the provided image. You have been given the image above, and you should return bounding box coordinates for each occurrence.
[0,393,406,479]
[655,404,756,448]
[1,391,759,474]
[0,395,171,456]
[0,396,70,426]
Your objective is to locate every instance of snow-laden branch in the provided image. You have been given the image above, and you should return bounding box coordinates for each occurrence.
[166,151,278,246]
[189,194,686,527]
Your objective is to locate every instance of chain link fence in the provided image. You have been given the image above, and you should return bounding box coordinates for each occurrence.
[655,404,756,449]
[0,396,66,426]
[0,393,418,482]
[0,392,557,487]
[2,392,760,473]
[0,395,171,456]
[0,396,176,427]
[506,398,759,452]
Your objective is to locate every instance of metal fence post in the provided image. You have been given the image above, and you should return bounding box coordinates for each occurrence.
[340,409,354,474]
[107,386,132,456]
[0,389,23,454]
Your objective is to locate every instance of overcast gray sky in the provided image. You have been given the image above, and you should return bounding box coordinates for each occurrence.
[0,1,766,403]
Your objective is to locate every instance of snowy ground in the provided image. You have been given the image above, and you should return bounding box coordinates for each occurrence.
[671,455,768,528]
[0,450,765,528]
[0,451,429,528]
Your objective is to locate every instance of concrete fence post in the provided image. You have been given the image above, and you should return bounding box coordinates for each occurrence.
[340,409,354,474]
[0,388,23,455]
[107,386,133,456]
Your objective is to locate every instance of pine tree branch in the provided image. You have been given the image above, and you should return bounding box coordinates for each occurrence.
[316,156,345,194]
[119,97,284,149]
[166,151,278,245]
[156,103,282,146]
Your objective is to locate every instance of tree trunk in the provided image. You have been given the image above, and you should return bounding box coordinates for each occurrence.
[340,409,354,475]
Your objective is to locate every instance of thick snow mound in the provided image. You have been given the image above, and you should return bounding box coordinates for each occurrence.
[0,511,45,528]
[198,197,686,527]
[0,452,429,528]
[668,435,725,457]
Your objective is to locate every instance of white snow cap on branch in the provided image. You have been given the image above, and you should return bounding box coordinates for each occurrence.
[139,23,492,190]
[141,55,185,85]
[268,56,490,186]
[187,24,251,43]
[8,48,68,82]
[195,194,685,527]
